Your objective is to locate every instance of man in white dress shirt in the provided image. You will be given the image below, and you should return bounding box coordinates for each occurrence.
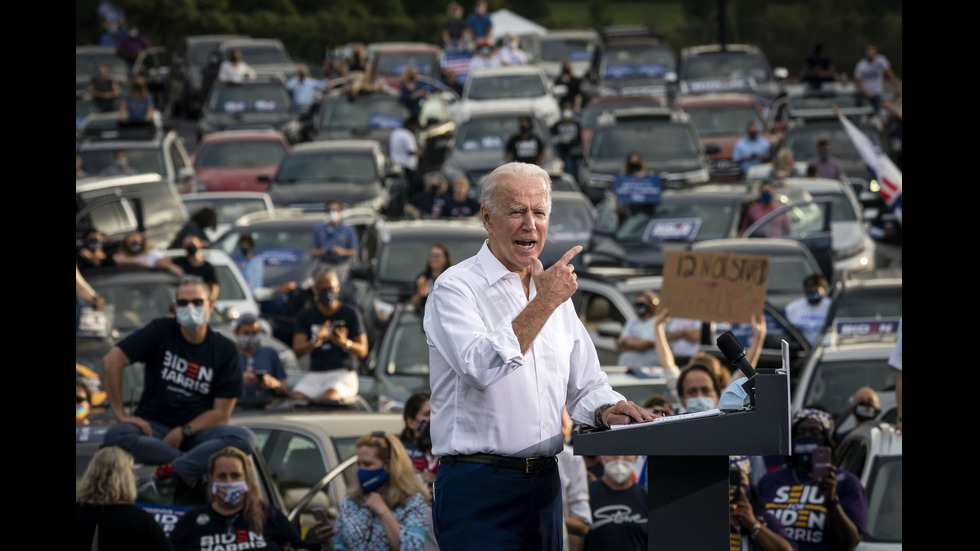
[423,162,654,551]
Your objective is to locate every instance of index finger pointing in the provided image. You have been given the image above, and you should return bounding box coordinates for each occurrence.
[555,245,583,267]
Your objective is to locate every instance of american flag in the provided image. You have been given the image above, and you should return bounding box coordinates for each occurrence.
[441,51,475,85]
[837,110,902,224]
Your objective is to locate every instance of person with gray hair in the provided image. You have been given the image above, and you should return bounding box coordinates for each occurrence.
[424,161,656,551]
[76,446,174,551]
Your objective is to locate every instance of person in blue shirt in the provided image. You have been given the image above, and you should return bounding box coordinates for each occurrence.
[732,121,772,178]
[233,234,264,292]
[234,315,288,404]
[286,64,325,110]
[466,0,493,45]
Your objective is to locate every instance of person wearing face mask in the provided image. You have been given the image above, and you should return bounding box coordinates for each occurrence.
[551,103,583,183]
[291,267,367,402]
[583,455,647,551]
[615,291,660,369]
[172,235,220,301]
[170,207,218,250]
[728,456,797,551]
[757,408,868,551]
[234,315,288,406]
[499,34,529,66]
[113,230,184,276]
[100,149,138,176]
[314,431,432,550]
[732,121,773,178]
[102,277,254,495]
[834,386,882,442]
[504,115,546,166]
[310,199,359,286]
[119,75,155,126]
[232,234,264,291]
[805,137,848,181]
[407,173,450,219]
[739,181,791,237]
[469,39,502,71]
[554,59,584,114]
[784,274,832,347]
[115,23,150,68]
[170,447,308,551]
[76,228,116,272]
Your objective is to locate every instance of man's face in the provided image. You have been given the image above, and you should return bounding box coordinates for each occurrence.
[483,175,550,272]
[175,282,213,318]
[235,321,261,337]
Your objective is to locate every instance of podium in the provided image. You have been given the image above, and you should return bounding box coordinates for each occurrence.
[574,368,792,550]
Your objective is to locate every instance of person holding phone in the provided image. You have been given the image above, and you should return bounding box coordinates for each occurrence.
[315,431,432,550]
[757,408,868,551]
[729,456,797,551]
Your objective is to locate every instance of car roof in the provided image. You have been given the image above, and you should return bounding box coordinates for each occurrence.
[675,92,760,108]
[229,411,404,436]
[467,65,549,77]
[681,43,765,56]
[367,41,441,52]
[692,237,818,255]
[289,139,380,153]
[76,172,169,191]
[183,191,273,201]
[196,129,291,143]
[539,28,600,39]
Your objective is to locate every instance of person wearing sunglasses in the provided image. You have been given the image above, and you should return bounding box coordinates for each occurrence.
[102,277,254,495]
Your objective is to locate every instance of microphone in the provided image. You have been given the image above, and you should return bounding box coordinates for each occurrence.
[716,330,757,381]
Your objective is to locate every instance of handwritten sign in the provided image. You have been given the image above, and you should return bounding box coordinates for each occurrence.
[660,250,769,323]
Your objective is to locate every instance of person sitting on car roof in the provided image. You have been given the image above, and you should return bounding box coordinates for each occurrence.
[219,48,257,84]
[118,75,155,126]
[235,314,289,406]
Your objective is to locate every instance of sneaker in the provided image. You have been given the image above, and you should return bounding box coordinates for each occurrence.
[136,470,158,494]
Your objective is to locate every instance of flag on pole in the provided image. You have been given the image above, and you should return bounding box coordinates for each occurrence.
[835,107,902,224]
[97,0,126,24]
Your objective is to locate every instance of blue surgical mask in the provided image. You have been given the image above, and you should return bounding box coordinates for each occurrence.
[239,247,250,257]
[792,436,824,470]
[115,157,127,168]
[806,292,823,305]
[358,466,389,493]
[760,192,773,203]
[685,396,715,413]
[177,304,208,330]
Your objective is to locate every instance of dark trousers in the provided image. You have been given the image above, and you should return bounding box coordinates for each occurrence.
[433,457,562,551]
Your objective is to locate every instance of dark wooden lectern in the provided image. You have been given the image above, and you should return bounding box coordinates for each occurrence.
[574,368,792,550]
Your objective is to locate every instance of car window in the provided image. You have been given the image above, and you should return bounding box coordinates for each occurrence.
[318,95,409,131]
[384,319,430,376]
[93,279,179,333]
[235,45,290,65]
[214,264,247,301]
[539,38,597,62]
[590,123,700,160]
[375,53,438,79]
[77,52,130,80]
[682,52,770,81]
[802,357,897,417]
[376,231,485,285]
[208,81,292,113]
[784,124,884,162]
[466,74,547,101]
[599,46,675,79]
[79,148,166,178]
[196,140,288,168]
[863,455,902,542]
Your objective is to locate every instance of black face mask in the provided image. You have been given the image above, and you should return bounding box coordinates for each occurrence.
[520,124,532,133]
[317,290,340,306]
[852,402,880,422]
[627,162,642,173]
[185,244,198,256]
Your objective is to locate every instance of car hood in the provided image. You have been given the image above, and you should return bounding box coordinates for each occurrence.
[195,166,274,192]
[268,181,386,211]
[202,111,295,130]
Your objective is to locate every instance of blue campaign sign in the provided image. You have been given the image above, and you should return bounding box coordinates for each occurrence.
[368,113,403,129]
[835,318,901,337]
[614,174,662,205]
[642,218,702,243]
[257,248,303,266]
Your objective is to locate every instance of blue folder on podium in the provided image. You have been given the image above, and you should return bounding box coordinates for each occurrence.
[574,341,793,550]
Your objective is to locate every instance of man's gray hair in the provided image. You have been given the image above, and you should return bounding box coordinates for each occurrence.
[480,162,552,213]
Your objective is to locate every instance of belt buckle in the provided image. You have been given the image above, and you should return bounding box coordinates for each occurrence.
[525,458,532,474]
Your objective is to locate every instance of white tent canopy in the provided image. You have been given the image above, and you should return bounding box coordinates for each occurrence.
[490,9,547,38]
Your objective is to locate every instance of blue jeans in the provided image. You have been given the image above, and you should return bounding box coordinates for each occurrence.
[105,419,255,486]
[433,458,562,551]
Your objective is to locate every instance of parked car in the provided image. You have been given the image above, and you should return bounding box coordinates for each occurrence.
[578,95,667,168]
[365,41,444,91]
[439,106,562,188]
[452,64,563,127]
[583,27,677,99]
[824,268,902,339]
[261,139,408,216]
[169,33,250,119]
[674,92,771,182]
[350,217,488,344]
[675,43,788,107]
[519,28,601,81]
[228,411,404,538]
[190,129,291,192]
[219,37,300,82]
[578,106,711,201]
[76,114,195,192]
[76,172,190,253]
[197,75,304,144]
[836,420,903,550]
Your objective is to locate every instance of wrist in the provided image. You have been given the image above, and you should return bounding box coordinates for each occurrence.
[344,339,353,353]
[594,403,614,430]
[750,521,762,540]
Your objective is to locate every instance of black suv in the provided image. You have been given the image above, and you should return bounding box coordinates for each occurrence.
[583,25,677,100]
[676,43,788,105]
[578,107,711,200]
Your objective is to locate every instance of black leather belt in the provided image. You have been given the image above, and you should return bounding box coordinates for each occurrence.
[448,453,557,474]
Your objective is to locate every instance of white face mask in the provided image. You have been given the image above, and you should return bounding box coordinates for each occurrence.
[211,481,248,506]
[327,211,341,224]
[685,396,716,413]
[604,460,633,484]
[177,304,209,330]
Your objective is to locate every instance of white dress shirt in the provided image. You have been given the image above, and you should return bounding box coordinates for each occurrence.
[558,444,592,525]
[424,242,624,458]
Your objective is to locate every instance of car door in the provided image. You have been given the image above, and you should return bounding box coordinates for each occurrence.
[743,197,834,283]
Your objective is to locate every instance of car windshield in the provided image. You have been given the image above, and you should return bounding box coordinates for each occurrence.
[232,45,290,65]
[590,123,700,160]
[538,38,597,62]
[374,53,437,78]
[215,227,314,265]
[549,201,594,237]
[184,198,271,225]
[600,46,675,79]
[189,40,227,66]
[455,115,550,151]
[275,151,378,183]
[378,233,486,284]
[783,124,885,163]
[214,263,247,301]
[466,74,547,100]
[79,148,167,180]
[802,357,897,417]
[684,104,764,137]
[195,139,288,168]
[615,199,737,242]
[77,52,130,80]
[863,455,902,543]
[682,52,771,81]
[318,95,408,131]
[207,81,292,114]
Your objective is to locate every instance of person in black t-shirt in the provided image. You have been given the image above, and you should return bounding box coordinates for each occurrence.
[504,116,546,166]
[172,235,219,301]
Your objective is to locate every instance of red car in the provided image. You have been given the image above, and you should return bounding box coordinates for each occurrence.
[674,92,771,182]
[190,129,291,192]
